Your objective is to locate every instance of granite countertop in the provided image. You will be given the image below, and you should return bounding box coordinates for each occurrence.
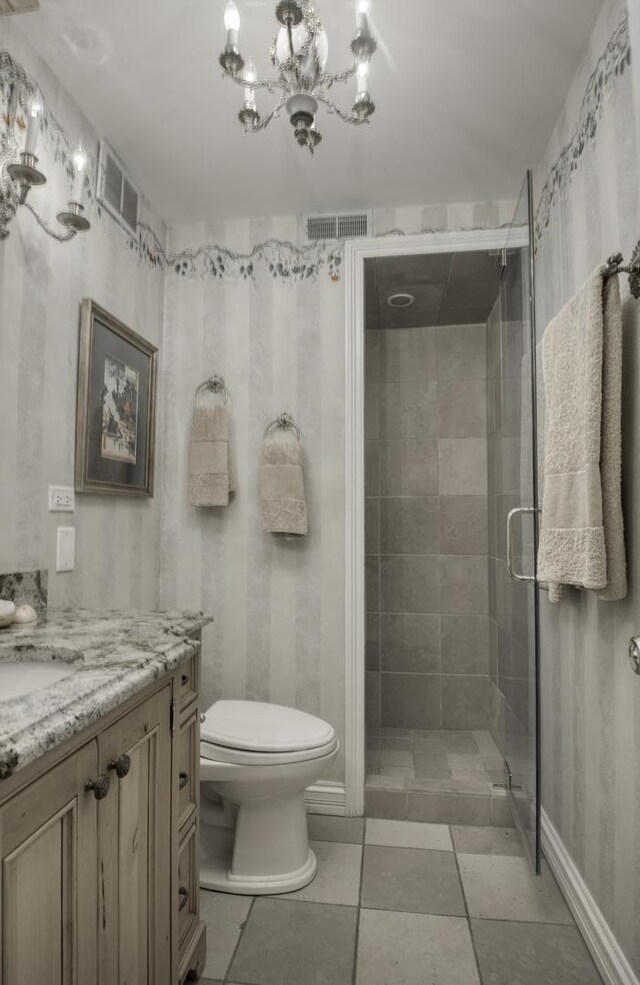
[0,608,212,780]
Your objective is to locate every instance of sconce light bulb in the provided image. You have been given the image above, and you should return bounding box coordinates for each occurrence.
[357,61,369,83]
[73,143,87,174]
[28,92,43,119]
[224,1,240,32]
[358,0,371,13]
[245,57,257,84]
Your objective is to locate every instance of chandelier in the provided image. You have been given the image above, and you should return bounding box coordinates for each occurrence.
[0,56,91,242]
[219,0,377,153]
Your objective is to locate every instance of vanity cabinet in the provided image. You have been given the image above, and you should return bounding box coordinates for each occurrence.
[0,642,205,985]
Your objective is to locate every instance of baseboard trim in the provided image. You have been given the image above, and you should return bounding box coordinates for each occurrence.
[305,781,346,816]
[541,809,639,985]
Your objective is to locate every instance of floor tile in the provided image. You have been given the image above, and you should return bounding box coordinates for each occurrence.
[451,825,524,856]
[364,787,407,819]
[228,899,358,985]
[471,919,603,984]
[381,748,414,767]
[407,790,491,826]
[280,841,362,906]
[307,814,364,844]
[356,909,481,985]
[365,818,453,851]
[458,855,574,923]
[361,845,465,915]
[199,891,253,980]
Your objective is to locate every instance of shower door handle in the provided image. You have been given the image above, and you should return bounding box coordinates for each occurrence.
[506,507,536,584]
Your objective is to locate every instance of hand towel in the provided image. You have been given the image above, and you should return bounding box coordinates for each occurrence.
[261,430,308,536]
[188,402,236,508]
[537,266,626,602]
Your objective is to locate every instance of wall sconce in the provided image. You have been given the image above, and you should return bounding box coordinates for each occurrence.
[0,75,91,242]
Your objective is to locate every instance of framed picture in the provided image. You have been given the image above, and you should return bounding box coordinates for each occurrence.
[75,299,157,497]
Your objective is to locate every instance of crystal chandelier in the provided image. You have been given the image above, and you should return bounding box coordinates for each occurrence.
[0,60,91,242]
[219,0,377,153]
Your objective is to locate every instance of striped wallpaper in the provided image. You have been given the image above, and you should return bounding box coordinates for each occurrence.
[533,0,640,973]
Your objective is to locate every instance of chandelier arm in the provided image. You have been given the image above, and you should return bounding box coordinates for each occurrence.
[22,201,77,242]
[223,71,287,96]
[247,94,288,133]
[318,65,359,90]
[316,92,371,126]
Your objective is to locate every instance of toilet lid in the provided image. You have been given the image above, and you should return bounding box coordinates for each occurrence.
[201,700,335,753]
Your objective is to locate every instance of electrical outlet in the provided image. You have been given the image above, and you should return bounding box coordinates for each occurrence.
[48,485,75,512]
[56,527,75,572]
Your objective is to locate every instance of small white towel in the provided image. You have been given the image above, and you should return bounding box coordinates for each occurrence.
[188,402,236,508]
[261,430,308,536]
[537,266,626,602]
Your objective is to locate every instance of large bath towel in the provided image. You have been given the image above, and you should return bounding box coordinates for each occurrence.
[261,430,308,536]
[188,402,236,507]
[537,266,626,602]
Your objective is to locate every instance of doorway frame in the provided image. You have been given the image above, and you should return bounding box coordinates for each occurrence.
[343,227,525,816]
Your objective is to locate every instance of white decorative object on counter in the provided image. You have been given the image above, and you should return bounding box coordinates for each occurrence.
[12,604,38,624]
[0,601,16,628]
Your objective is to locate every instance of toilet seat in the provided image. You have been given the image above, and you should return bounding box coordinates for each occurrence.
[201,700,337,765]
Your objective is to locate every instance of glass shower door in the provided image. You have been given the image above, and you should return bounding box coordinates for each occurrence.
[495,171,540,869]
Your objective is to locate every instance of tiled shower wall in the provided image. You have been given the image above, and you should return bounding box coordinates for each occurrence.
[365,325,491,732]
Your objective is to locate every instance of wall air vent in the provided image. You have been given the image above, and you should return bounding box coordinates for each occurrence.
[301,210,371,243]
[97,140,139,235]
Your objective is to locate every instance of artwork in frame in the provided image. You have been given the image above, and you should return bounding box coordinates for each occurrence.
[75,299,157,497]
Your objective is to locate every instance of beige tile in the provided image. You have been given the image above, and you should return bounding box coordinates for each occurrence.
[281,841,362,906]
[439,496,488,555]
[470,920,603,985]
[442,676,490,729]
[452,824,522,857]
[381,748,414,767]
[379,382,437,439]
[356,909,480,985]
[440,556,488,615]
[200,890,253,980]
[381,613,440,673]
[365,818,453,851]
[365,555,380,613]
[381,673,441,730]
[407,790,491,826]
[441,614,489,674]
[379,439,439,496]
[361,846,465,915]
[438,438,487,496]
[364,787,407,820]
[365,498,380,554]
[379,327,438,383]
[380,496,439,554]
[307,815,365,844]
[381,554,440,613]
[366,612,380,671]
[365,384,380,439]
[458,855,574,923]
[365,672,381,730]
[229,899,358,985]
[437,324,487,381]
[437,381,487,437]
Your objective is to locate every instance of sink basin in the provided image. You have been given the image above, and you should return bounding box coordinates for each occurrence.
[0,661,76,702]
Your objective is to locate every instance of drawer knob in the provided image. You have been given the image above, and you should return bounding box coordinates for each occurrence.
[179,771,190,791]
[108,754,131,779]
[178,886,189,912]
[85,775,110,800]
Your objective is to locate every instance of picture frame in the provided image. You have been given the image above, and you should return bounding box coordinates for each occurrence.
[75,299,157,497]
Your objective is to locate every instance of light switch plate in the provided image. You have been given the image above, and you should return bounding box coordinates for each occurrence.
[49,485,75,512]
[56,527,75,572]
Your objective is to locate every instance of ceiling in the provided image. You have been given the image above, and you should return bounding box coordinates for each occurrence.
[365,251,502,330]
[6,0,603,224]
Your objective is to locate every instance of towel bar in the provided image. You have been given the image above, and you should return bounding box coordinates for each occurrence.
[264,411,301,441]
[193,375,230,406]
[604,241,640,298]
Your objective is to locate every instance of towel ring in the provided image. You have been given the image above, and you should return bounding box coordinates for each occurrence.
[264,411,301,441]
[193,375,230,407]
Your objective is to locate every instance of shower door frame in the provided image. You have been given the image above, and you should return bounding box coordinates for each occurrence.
[343,227,529,816]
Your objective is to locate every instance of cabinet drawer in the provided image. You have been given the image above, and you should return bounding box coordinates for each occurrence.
[178,655,198,710]
[177,823,198,951]
[177,709,198,829]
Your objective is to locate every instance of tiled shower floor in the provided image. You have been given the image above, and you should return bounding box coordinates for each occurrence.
[366,728,511,825]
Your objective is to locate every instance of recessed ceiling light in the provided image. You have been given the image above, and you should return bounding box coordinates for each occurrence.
[387,293,415,308]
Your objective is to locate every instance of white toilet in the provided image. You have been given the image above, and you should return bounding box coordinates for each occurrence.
[199,699,339,895]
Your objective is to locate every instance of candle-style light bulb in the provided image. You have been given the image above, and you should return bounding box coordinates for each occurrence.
[243,57,257,108]
[224,1,240,49]
[356,60,370,97]
[24,91,43,156]
[71,142,87,203]
[356,0,371,34]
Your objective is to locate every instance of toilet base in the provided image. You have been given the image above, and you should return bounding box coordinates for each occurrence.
[200,845,317,895]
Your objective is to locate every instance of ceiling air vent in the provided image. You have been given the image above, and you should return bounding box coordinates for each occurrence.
[301,210,371,243]
[97,140,139,235]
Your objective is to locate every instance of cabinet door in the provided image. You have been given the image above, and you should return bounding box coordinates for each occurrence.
[0,741,99,985]
[97,686,172,985]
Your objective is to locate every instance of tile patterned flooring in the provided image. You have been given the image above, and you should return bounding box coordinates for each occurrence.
[198,817,603,985]
[365,728,513,826]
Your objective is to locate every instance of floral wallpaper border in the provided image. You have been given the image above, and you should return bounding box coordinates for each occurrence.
[533,9,631,251]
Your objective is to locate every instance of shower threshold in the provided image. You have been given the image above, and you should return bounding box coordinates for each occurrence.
[365,728,511,827]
